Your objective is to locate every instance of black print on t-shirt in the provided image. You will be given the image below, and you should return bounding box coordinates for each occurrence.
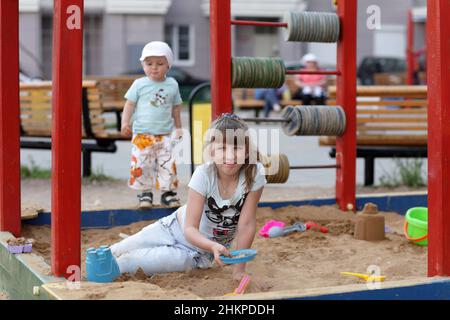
[205,193,248,246]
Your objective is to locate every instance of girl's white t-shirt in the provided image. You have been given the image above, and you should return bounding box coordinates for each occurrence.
[177,162,266,248]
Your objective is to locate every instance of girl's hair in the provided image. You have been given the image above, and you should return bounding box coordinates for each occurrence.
[203,113,260,192]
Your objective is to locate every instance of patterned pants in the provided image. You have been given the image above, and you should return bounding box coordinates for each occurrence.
[128,133,178,191]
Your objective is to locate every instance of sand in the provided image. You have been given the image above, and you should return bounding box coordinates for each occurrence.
[21,204,427,299]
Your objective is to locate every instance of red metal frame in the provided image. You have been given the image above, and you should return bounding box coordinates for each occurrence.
[427,0,450,276]
[210,0,357,211]
[210,0,232,118]
[51,0,84,278]
[335,0,357,211]
[0,0,21,237]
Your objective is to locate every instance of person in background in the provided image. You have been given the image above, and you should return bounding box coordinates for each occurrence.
[293,53,327,105]
[254,85,287,118]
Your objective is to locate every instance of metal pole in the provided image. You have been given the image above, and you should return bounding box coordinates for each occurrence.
[239,118,288,123]
[210,0,232,119]
[0,0,21,237]
[286,70,341,76]
[335,0,357,211]
[231,20,288,28]
[51,0,83,278]
[290,165,339,170]
[427,0,450,277]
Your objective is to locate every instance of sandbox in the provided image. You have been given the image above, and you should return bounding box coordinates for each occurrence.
[19,203,428,299]
[2,193,449,300]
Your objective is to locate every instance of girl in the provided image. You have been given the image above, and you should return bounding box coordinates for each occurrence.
[109,113,266,281]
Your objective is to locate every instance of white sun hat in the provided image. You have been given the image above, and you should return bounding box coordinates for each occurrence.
[302,53,318,64]
[139,41,174,68]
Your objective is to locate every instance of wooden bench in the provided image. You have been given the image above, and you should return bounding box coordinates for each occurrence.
[20,79,133,176]
[319,85,428,186]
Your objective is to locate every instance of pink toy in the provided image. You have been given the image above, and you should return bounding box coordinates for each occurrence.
[259,220,285,238]
[225,275,251,296]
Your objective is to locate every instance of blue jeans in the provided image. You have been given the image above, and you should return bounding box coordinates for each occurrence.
[110,212,213,275]
[254,88,280,117]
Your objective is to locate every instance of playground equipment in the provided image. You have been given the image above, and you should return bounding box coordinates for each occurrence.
[0,0,449,299]
[209,0,356,212]
[406,8,427,85]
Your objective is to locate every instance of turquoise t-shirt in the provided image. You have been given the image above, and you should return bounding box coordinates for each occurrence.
[125,76,183,135]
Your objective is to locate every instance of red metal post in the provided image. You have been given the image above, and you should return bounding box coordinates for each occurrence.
[51,0,83,278]
[210,0,232,119]
[406,9,415,85]
[335,0,357,211]
[0,0,21,237]
[427,0,450,277]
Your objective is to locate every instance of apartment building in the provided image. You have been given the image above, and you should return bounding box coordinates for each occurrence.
[19,0,427,80]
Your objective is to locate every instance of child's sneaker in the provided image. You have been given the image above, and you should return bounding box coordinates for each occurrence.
[138,191,153,209]
[273,103,282,112]
[161,191,180,208]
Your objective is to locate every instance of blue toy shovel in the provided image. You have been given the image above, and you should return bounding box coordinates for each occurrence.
[268,222,307,238]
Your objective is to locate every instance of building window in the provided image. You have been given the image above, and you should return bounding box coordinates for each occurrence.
[41,15,103,78]
[41,16,52,79]
[165,24,194,66]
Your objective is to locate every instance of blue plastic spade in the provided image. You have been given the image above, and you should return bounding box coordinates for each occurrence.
[268,222,307,238]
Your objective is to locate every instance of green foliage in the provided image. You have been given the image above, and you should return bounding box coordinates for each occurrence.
[21,158,115,182]
[379,158,426,188]
[85,166,116,183]
[20,158,51,179]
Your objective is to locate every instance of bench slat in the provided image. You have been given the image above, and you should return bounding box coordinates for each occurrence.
[357,117,426,123]
[328,100,427,107]
[357,125,427,131]
[319,135,428,146]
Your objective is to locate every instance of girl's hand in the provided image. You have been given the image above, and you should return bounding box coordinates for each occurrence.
[211,243,231,267]
[121,124,132,137]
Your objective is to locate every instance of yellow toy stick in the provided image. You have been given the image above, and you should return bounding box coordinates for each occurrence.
[340,272,386,282]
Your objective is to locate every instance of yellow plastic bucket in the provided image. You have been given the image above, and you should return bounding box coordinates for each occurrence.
[404,207,428,246]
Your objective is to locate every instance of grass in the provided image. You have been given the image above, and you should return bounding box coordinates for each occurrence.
[85,166,116,183]
[21,158,51,179]
[21,158,115,182]
[379,158,426,188]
